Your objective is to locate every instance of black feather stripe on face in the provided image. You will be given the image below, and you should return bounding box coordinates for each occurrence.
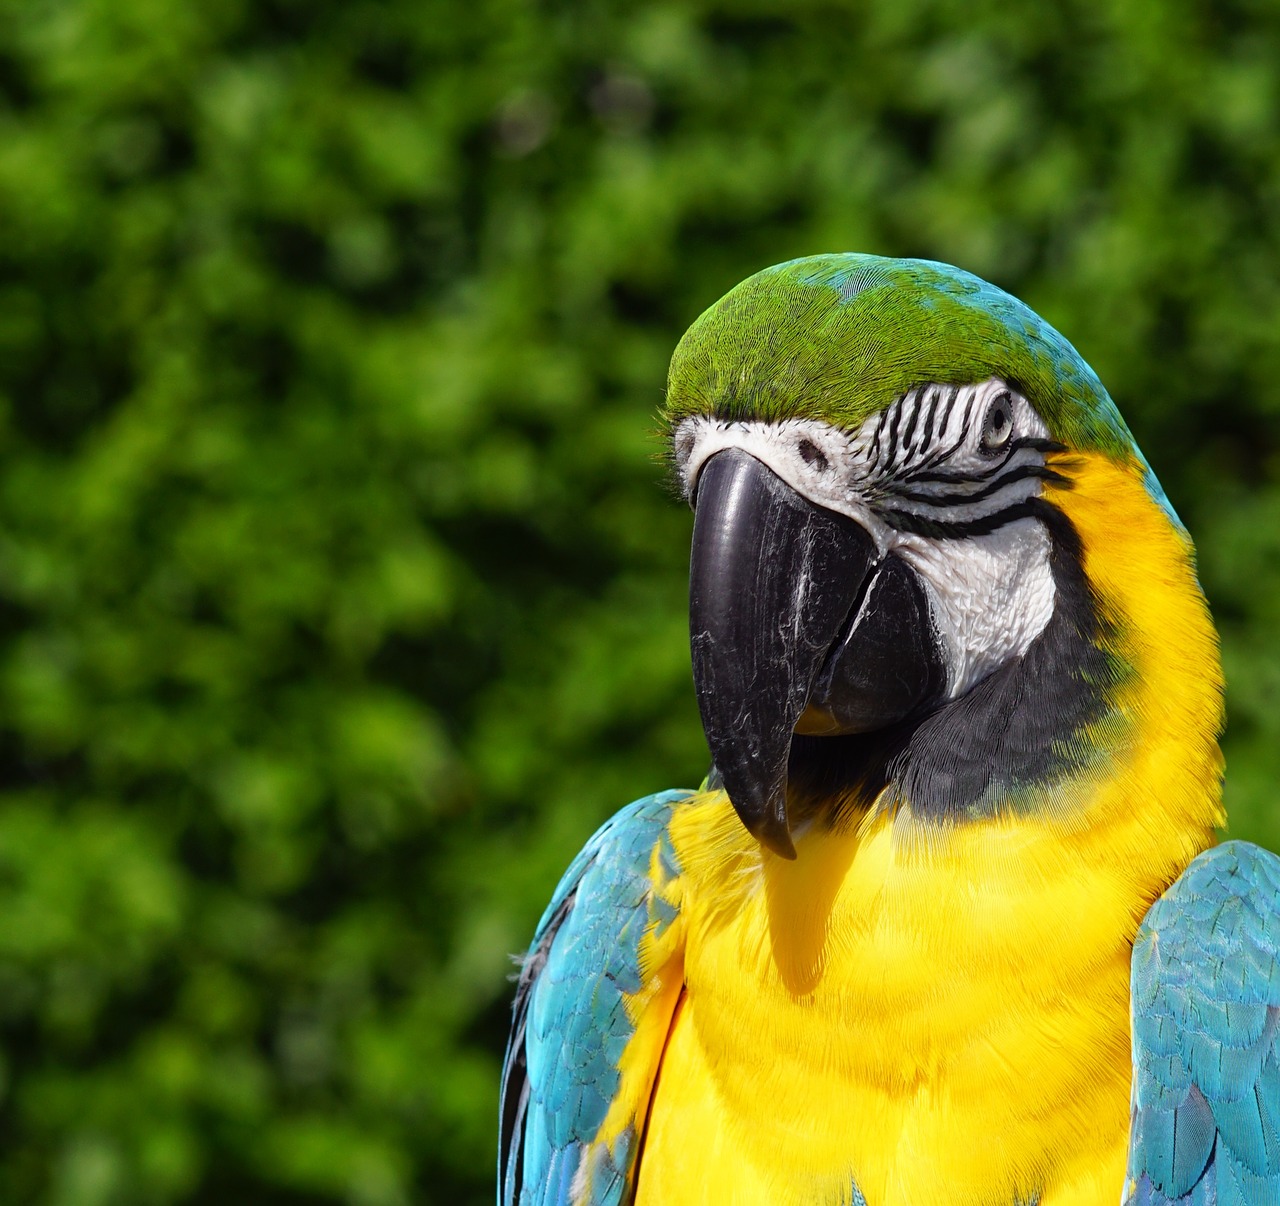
[858,384,1064,540]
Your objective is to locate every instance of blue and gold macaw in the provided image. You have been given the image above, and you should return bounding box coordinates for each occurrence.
[498,255,1280,1206]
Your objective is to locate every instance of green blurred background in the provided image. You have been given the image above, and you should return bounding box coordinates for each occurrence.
[2,0,1279,1201]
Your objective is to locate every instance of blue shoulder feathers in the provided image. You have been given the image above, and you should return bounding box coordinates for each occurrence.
[499,791,688,1206]
[1127,841,1280,1206]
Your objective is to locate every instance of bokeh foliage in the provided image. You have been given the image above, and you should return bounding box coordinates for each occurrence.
[1,0,1279,1202]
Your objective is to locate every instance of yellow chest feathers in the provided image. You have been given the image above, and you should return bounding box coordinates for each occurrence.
[638,796,1142,1206]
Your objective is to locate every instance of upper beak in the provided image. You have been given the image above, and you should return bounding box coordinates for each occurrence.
[689,449,941,857]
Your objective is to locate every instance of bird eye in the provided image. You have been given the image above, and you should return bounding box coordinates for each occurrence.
[979,393,1014,452]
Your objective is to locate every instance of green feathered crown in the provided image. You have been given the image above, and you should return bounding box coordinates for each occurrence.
[663,253,1136,458]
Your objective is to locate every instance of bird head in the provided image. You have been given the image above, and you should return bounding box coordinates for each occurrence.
[663,253,1221,859]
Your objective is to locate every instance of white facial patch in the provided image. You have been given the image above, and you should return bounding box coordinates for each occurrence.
[893,519,1055,698]
[675,415,903,558]
[672,379,1060,700]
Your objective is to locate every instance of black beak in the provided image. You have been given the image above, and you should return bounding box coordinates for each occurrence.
[689,449,941,857]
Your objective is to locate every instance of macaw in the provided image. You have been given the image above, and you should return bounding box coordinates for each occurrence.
[498,254,1280,1206]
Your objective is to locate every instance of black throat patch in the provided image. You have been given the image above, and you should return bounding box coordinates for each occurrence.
[784,500,1129,825]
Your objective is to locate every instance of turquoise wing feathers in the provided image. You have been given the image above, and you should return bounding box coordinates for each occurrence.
[499,790,687,1206]
[1126,840,1280,1205]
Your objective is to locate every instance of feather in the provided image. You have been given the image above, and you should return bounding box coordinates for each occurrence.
[1126,842,1280,1204]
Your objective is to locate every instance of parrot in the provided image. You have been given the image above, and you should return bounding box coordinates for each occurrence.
[497,253,1280,1206]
